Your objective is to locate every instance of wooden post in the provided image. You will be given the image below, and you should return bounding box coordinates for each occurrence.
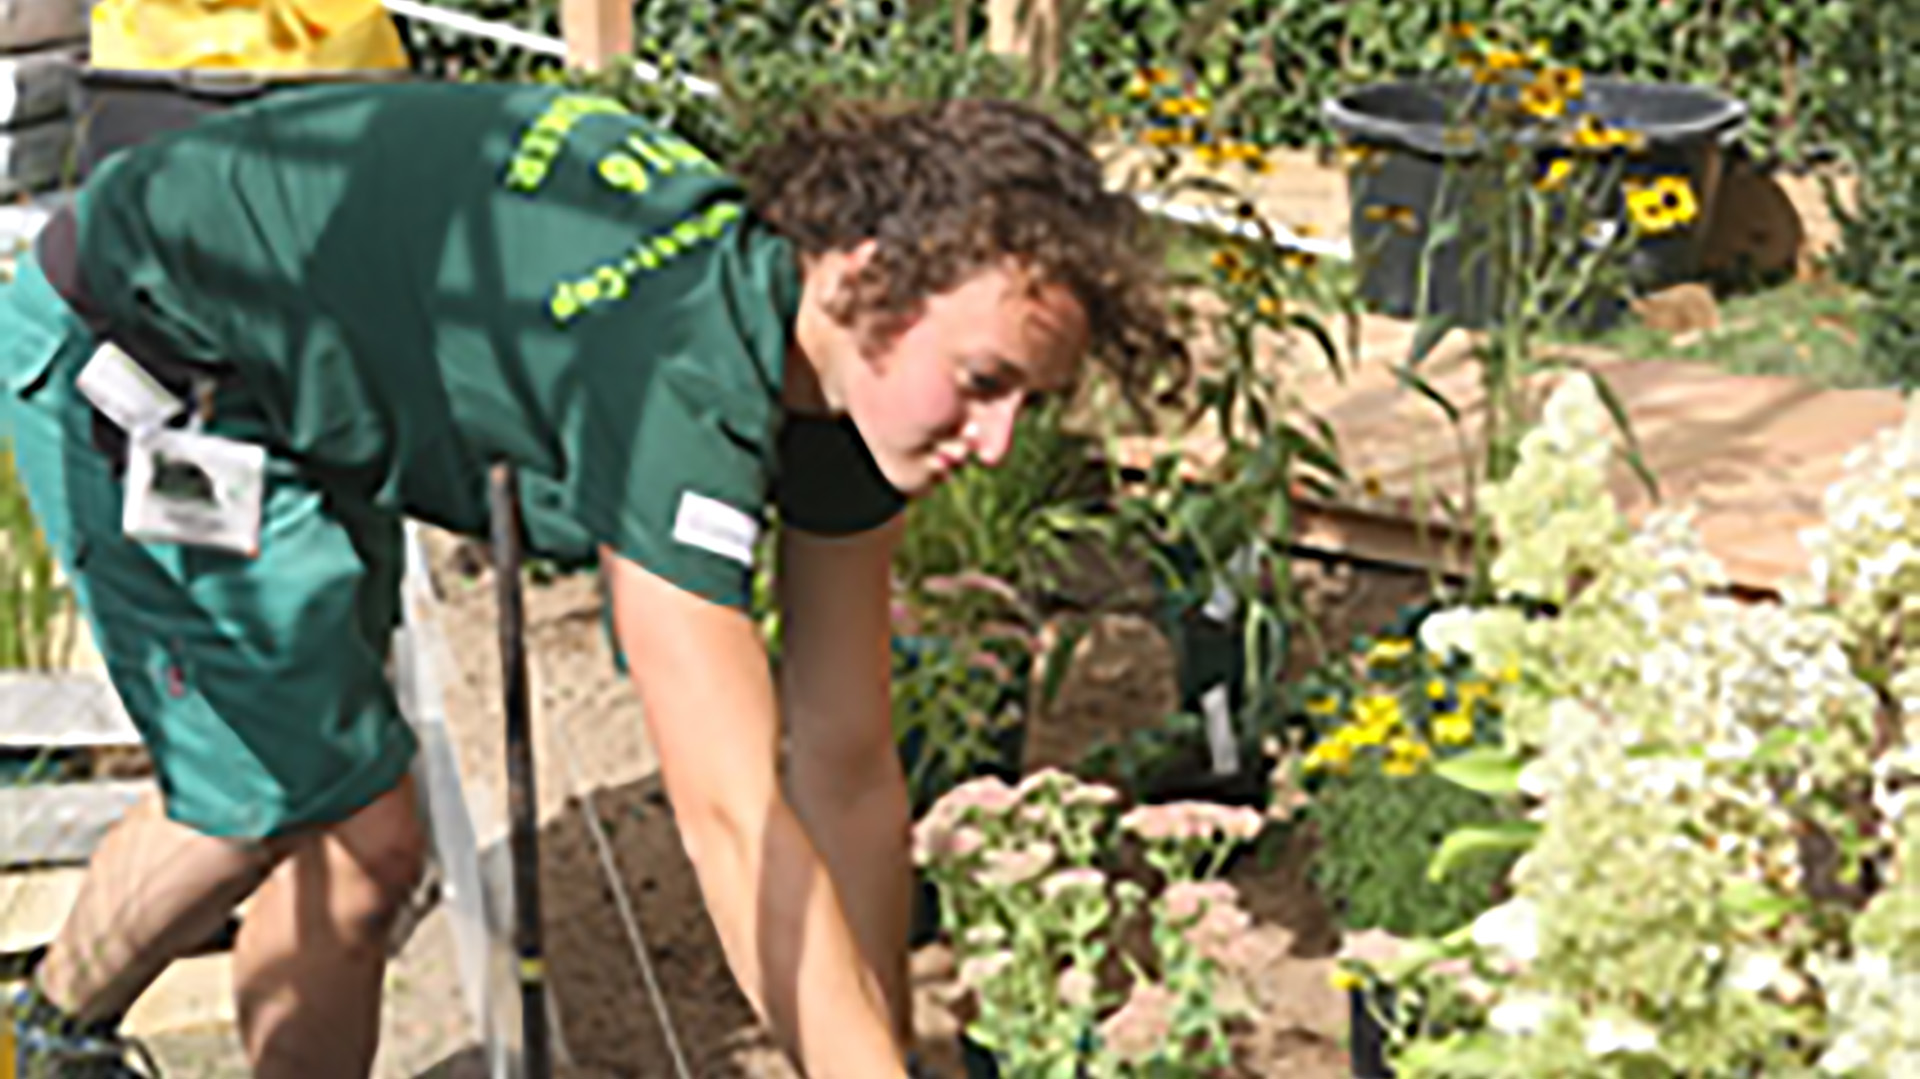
[987,0,1064,89]
[560,0,632,72]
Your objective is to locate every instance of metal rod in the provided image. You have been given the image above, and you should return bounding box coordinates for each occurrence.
[489,462,551,1079]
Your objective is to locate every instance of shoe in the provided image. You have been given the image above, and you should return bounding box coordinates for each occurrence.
[5,985,159,1078]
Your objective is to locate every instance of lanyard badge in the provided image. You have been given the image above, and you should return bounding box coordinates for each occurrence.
[76,342,267,557]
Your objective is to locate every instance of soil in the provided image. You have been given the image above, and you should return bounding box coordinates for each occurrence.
[131,529,1432,1079]
[461,536,1427,1078]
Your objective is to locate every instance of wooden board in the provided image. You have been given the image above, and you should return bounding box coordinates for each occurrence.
[0,46,82,130]
[0,866,85,955]
[0,116,74,197]
[0,955,236,1037]
[0,0,84,53]
[0,780,150,869]
[1110,323,1911,598]
[0,673,139,750]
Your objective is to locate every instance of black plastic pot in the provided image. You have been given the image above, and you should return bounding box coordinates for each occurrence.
[1322,77,1747,327]
[1349,985,1397,1079]
[71,66,414,181]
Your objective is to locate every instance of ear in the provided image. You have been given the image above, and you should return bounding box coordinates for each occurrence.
[814,239,881,328]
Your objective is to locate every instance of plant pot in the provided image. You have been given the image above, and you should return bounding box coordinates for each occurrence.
[1348,984,1398,1079]
[1321,76,1747,328]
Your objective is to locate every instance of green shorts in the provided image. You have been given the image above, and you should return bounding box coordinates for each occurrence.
[0,253,418,840]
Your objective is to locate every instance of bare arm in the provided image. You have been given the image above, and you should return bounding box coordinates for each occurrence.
[777,516,913,1051]
[601,546,904,1079]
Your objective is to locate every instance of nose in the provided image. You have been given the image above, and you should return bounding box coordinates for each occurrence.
[966,394,1023,468]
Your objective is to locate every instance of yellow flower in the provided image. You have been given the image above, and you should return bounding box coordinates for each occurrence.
[1331,968,1365,991]
[1144,66,1176,86]
[1473,48,1528,84]
[1367,637,1414,666]
[1125,73,1153,100]
[1445,21,1477,39]
[1158,96,1208,120]
[1426,678,1449,700]
[1142,126,1186,148]
[1455,679,1492,720]
[1347,721,1390,748]
[1352,693,1403,739]
[1195,142,1230,168]
[1364,203,1420,234]
[1340,143,1383,173]
[1544,66,1585,99]
[1434,713,1475,746]
[1519,75,1567,120]
[1624,176,1699,235]
[1535,157,1575,192]
[1383,736,1431,777]
[1499,660,1523,684]
[1306,694,1341,717]
[1256,296,1280,319]
[1305,737,1355,773]
[1570,115,1647,153]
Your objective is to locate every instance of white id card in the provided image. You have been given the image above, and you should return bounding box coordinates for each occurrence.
[122,428,267,557]
[75,341,185,435]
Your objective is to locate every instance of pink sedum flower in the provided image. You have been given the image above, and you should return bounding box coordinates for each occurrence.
[1161,880,1240,922]
[1065,782,1121,807]
[1040,867,1108,901]
[1339,928,1406,967]
[1099,983,1175,1062]
[958,950,1015,990]
[1120,801,1267,843]
[981,842,1057,887]
[1058,965,1097,1008]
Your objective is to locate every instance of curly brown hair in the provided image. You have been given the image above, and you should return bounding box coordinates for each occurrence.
[736,97,1187,413]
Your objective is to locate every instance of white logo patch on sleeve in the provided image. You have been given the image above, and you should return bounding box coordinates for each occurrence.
[672,491,760,566]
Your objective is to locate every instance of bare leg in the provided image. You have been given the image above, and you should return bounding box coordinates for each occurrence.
[233,773,427,1079]
[36,793,277,1024]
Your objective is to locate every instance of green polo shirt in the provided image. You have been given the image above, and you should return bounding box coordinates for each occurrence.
[69,81,903,609]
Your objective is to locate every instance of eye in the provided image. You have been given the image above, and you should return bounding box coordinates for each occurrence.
[965,370,1014,397]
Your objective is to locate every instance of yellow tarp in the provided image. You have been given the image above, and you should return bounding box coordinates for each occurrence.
[91,0,409,72]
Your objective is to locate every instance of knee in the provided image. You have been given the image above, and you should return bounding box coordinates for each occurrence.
[326,785,430,949]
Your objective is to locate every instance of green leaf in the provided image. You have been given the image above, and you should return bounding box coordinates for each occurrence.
[1721,878,1800,932]
[1287,311,1345,378]
[1427,820,1540,882]
[1432,747,1525,796]
[1395,1031,1513,1075]
[1408,313,1459,367]
[1394,365,1462,426]
[1586,368,1661,504]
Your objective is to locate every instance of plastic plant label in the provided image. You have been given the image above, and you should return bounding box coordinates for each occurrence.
[1202,682,1240,776]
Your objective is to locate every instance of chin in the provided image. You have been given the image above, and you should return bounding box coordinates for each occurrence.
[881,459,941,497]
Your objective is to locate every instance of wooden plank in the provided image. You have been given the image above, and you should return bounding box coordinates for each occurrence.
[0,781,150,868]
[1110,326,1910,598]
[0,866,85,955]
[559,0,631,72]
[1,955,237,1038]
[988,0,1064,87]
[0,673,139,749]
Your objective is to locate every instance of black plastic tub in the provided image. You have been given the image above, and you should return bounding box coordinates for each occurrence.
[1322,76,1747,327]
[71,66,414,181]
